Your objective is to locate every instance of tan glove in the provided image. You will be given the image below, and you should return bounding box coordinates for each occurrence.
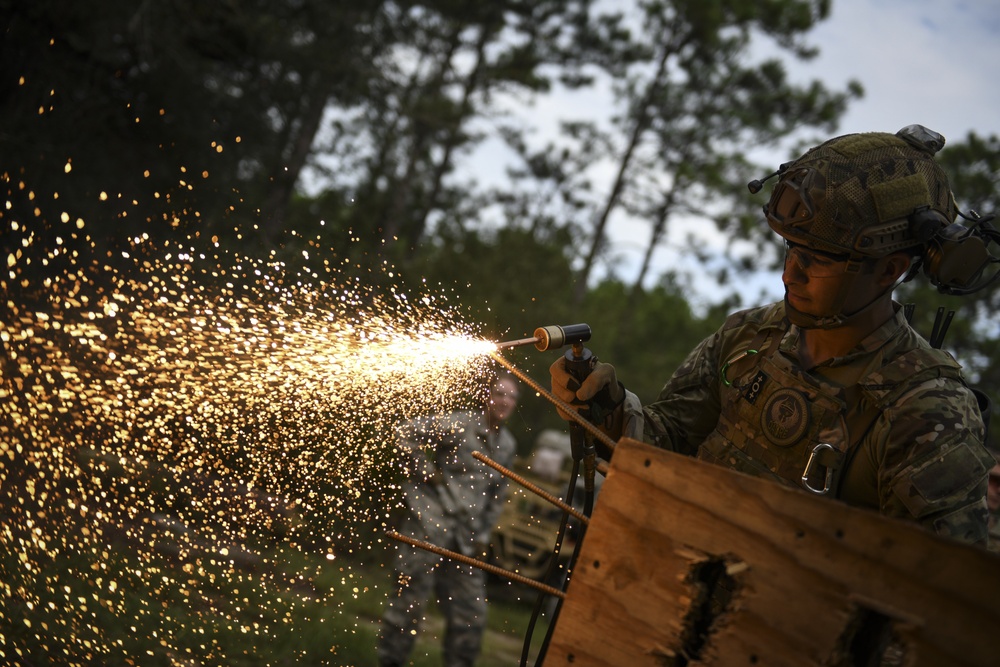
[549,358,624,421]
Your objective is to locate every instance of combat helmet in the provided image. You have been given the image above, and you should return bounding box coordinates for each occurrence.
[763,124,957,259]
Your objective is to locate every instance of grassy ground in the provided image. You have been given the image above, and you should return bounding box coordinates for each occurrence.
[1,532,554,666]
[317,554,554,666]
[376,582,555,667]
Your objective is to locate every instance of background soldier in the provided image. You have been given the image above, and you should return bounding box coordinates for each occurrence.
[378,374,520,667]
[988,450,1000,553]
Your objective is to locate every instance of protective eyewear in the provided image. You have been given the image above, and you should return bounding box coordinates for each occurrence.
[784,241,851,277]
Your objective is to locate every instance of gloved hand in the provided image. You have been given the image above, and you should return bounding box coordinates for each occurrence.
[549,358,624,421]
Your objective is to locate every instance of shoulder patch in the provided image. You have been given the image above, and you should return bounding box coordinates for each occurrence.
[910,443,988,503]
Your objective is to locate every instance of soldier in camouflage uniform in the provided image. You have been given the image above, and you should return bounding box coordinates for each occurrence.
[988,450,1000,554]
[377,374,520,667]
[551,125,994,547]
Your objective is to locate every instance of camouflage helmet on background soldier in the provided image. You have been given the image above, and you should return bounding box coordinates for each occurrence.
[764,124,957,259]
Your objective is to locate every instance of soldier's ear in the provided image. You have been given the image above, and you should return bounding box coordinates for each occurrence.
[881,252,913,286]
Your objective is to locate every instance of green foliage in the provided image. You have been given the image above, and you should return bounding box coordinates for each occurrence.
[2,0,860,294]
[0,531,364,665]
[0,528,543,666]
[570,277,718,404]
[2,0,382,283]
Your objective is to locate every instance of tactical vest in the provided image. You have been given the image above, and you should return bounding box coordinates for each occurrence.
[698,319,965,506]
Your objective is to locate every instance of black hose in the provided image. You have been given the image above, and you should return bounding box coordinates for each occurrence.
[520,456,580,667]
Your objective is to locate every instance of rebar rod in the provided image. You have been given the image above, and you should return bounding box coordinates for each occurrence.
[386,530,566,599]
[471,451,589,525]
[489,351,617,455]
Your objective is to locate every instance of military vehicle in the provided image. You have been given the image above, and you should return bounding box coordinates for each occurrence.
[489,429,600,585]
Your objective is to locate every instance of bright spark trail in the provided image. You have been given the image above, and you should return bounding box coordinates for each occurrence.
[1,233,506,664]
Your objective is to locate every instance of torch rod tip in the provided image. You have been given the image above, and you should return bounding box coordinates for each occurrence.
[495,336,541,350]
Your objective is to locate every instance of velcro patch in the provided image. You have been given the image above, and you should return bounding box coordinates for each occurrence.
[760,388,809,448]
[871,173,930,223]
[743,370,769,405]
[908,442,989,505]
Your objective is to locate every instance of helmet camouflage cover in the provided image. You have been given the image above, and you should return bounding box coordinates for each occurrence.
[764,125,958,258]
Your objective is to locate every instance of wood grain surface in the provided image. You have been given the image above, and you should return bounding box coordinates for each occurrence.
[543,438,1000,667]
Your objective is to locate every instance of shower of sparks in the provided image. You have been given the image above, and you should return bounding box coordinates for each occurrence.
[1,234,506,664]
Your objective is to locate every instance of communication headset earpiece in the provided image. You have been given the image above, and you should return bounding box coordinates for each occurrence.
[909,207,1000,295]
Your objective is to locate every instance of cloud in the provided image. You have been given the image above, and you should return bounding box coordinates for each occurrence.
[787,0,1000,143]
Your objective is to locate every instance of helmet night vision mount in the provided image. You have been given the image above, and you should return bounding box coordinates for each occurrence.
[751,124,1000,297]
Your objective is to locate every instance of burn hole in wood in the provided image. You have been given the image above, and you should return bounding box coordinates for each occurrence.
[834,605,903,667]
[674,557,739,667]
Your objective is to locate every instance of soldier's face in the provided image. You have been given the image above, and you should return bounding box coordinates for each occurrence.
[488,379,519,424]
[782,250,900,320]
[988,464,1000,513]
[782,262,860,318]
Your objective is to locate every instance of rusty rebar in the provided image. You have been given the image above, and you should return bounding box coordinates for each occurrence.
[472,450,589,525]
[386,530,566,600]
[489,351,617,455]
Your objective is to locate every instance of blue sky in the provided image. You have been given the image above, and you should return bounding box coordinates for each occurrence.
[782,0,1000,145]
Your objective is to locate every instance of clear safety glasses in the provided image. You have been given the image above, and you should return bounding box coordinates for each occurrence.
[783,241,851,277]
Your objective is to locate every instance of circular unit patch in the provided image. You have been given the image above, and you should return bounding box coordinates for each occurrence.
[760,388,809,447]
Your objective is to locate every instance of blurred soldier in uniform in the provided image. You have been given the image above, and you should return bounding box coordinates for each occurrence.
[551,125,995,547]
[988,450,1000,553]
[378,374,520,667]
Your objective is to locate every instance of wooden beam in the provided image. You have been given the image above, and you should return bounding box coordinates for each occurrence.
[543,438,1000,667]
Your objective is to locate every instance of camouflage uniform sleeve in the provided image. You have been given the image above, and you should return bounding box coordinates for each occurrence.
[633,304,785,455]
[396,413,463,483]
[475,429,516,542]
[869,377,992,545]
[395,415,441,482]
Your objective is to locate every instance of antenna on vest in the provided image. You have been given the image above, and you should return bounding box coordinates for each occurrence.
[905,304,954,349]
[928,306,955,349]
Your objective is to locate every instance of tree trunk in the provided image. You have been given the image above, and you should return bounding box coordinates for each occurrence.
[630,196,671,302]
[379,26,463,249]
[259,75,333,244]
[410,23,493,253]
[573,40,673,306]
